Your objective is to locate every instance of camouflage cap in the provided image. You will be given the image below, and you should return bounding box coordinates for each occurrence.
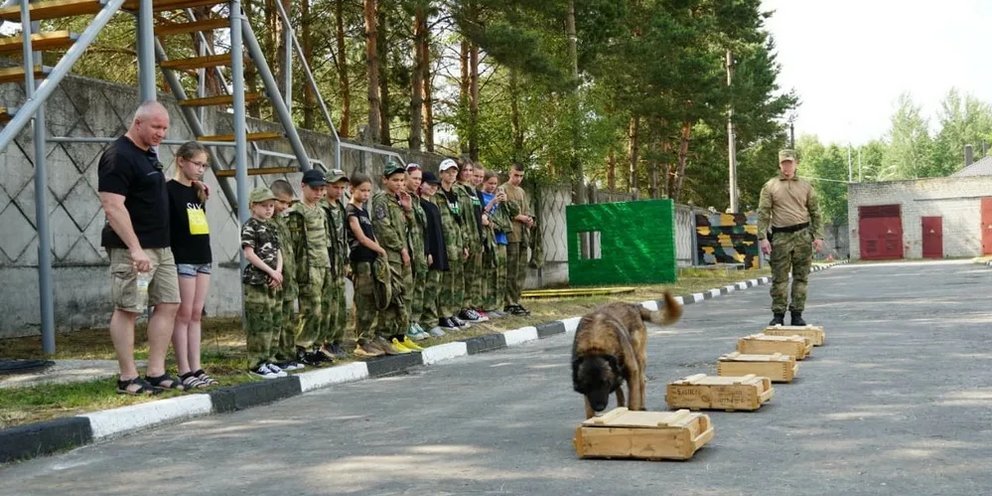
[249,187,278,204]
[326,168,349,184]
[384,159,406,177]
[779,149,797,163]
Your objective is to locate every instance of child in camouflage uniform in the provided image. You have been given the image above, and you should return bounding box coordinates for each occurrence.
[403,164,431,341]
[241,187,288,379]
[268,179,305,371]
[320,169,351,358]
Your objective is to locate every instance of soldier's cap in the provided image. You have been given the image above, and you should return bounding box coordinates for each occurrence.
[779,149,797,163]
[438,158,459,172]
[406,163,422,172]
[302,169,326,186]
[384,159,406,177]
[249,187,278,204]
[422,171,441,185]
[326,168,349,184]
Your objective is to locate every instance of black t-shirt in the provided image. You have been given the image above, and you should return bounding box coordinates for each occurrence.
[346,203,378,263]
[167,180,212,264]
[421,197,448,271]
[98,136,170,249]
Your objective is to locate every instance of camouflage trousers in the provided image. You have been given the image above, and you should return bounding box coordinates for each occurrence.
[296,266,328,349]
[270,294,300,362]
[374,260,409,337]
[440,254,464,318]
[769,228,814,314]
[409,260,428,326]
[504,242,528,306]
[351,261,376,340]
[322,271,347,345]
[244,283,278,367]
[419,269,442,330]
[482,244,507,311]
[463,242,483,309]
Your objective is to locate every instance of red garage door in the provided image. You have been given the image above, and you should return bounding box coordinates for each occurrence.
[921,216,943,259]
[982,197,992,255]
[859,204,903,260]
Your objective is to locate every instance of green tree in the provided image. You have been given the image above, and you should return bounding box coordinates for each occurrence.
[881,93,933,179]
[930,88,992,174]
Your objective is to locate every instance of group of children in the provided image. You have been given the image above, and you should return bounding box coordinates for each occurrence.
[240,158,535,377]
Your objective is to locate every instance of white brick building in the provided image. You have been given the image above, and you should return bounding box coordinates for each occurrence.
[847,167,992,260]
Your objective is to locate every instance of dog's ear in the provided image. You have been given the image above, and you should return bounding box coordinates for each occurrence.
[571,357,583,391]
[605,354,622,377]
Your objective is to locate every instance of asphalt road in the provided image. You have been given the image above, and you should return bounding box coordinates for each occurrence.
[2,261,991,496]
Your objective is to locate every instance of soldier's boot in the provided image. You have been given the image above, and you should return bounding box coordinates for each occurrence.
[790,311,806,326]
[769,313,785,326]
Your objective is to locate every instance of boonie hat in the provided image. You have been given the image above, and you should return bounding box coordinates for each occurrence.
[438,158,458,172]
[302,169,326,186]
[326,168,349,184]
[422,171,441,185]
[779,149,797,163]
[249,187,278,204]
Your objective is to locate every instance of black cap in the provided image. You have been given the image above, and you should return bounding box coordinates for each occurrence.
[302,169,326,186]
[422,171,441,185]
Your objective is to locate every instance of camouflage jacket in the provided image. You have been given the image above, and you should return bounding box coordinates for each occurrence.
[287,201,330,287]
[321,198,350,277]
[407,190,428,272]
[241,217,280,286]
[271,213,297,299]
[433,185,465,256]
[455,182,482,248]
[370,190,410,264]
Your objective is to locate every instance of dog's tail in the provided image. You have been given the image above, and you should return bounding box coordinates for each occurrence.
[639,291,683,326]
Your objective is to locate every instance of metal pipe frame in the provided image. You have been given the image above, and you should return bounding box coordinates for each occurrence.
[229,1,250,227]
[0,0,128,153]
[137,0,155,102]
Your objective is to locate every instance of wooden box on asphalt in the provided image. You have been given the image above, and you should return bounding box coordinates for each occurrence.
[737,333,812,360]
[763,325,825,346]
[717,352,798,383]
[573,407,714,461]
[666,373,774,411]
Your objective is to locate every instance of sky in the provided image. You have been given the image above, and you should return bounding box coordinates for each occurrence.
[760,0,992,146]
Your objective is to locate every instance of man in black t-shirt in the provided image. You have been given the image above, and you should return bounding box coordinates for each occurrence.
[98,101,183,394]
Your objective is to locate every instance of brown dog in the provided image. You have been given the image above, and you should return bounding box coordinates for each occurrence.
[571,292,682,419]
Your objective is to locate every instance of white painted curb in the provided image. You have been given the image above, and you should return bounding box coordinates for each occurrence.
[562,316,582,336]
[504,326,538,346]
[640,300,659,311]
[421,341,468,365]
[707,288,721,298]
[298,362,369,393]
[691,293,704,303]
[82,394,213,440]
[673,295,685,305]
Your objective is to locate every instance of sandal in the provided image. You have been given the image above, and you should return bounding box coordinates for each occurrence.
[193,369,219,386]
[145,373,185,391]
[116,377,162,396]
[180,372,207,389]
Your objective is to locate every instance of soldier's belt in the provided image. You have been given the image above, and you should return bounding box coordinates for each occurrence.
[771,222,808,234]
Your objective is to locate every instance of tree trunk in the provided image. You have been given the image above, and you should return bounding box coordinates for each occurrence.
[468,42,480,161]
[670,120,693,203]
[301,0,315,129]
[335,0,350,137]
[363,0,380,143]
[509,66,523,164]
[628,116,639,194]
[422,21,434,152]
[459,39,470,155]
[607,149,616,194]
[377,8,391,145]
[243,0,261,118]
[409,3,427,151]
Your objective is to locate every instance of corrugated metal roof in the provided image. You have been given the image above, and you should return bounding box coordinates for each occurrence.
[952,155,992,176]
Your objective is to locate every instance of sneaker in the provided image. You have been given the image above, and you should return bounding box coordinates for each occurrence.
[355,338,385,357]
[251,363,279,379]
[375,336,405,355]
[474,309,492,321]
[453,316,471,329]
[396,336,424,352]
[266,362,288,377]
[278,361,304,371]
[316,345,337,363]
[407,324,429,342]
[458,309,482,322]
[485,309,504,318]
[329,342,349,359]
[439,317,458,331]
[427,326,446,337]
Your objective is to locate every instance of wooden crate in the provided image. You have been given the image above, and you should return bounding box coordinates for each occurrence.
[737,334,812,360]
[573,407,714,461]
[666,373,774,411]
[763,325,825,346]
[717,352,798,383]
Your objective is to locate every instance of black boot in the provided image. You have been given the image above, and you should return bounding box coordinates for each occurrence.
[769,313,785,326]
[790,311,806,326]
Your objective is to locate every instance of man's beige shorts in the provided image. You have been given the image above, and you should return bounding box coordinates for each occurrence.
[109,248,181,312]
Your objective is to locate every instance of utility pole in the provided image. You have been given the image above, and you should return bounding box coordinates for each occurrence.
[847,144,852,182]
[726,49,737,212]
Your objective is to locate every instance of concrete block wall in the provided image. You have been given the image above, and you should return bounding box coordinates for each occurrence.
[847,176,992,260]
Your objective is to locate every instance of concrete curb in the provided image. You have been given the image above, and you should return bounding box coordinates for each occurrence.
[0,261,847,463]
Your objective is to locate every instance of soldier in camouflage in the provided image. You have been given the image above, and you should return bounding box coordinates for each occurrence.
[269,179,303,370]
[456,160,486,323]
[240,187,284,376]
[757,149,824,326]
[435,159,470,330]
[321,169,351,358]
[286,169,333,365]
[404,164,431,340]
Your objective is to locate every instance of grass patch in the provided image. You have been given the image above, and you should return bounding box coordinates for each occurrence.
[0,268,770,428]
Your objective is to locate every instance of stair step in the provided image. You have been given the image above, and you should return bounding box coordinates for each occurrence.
[0,65,49,84]
[0,0,102,22]
[123,0,225,12]
[0,31,78,55]
[0,107,12,124]
[159,54,233,71]
[215,166,300,178]
[179,93,262,108]
[199,132,284,142]
[155,17,229,37]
